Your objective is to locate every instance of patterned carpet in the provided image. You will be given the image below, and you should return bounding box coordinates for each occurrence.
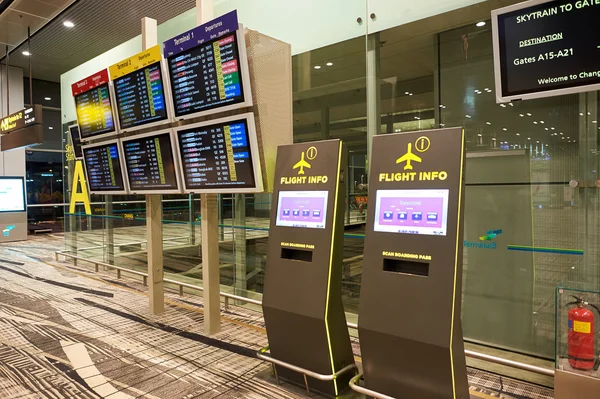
[0,234,555,398]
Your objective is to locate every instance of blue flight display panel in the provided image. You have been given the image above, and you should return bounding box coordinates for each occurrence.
[113,62,169,130]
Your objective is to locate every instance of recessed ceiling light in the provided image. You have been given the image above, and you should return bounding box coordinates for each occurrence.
[414,116,420,120]
[465,115,471,118]
[492,138,497,141]
[502,128,507,131]
[405,91,410,95]
[63,21,75,28]
[486,121,491,125]
[516,133,520,136]
[519,114,524,117]
[509,103,514,107]
[540,120,545,124]
[22,51,31,56]
[409,93,413,96]
[476,21,486,27]
[533,121,538,124]
[551,127,555,130]
[313,65,321,69]
[536,141,540,143]
[562,137,565,139]
[545,128,549,131]
[48,127,53,130]
[44,97,51,101]
[500,104,506,107]
[477,134,482,137]
[326,62,333,67]
[528,137,531,140]
[527,113,532,116]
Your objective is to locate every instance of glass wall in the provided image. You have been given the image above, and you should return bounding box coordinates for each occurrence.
[61,0,600,371]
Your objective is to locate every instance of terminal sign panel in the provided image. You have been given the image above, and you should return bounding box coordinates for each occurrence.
[72,70,115,140]
[163,10,252,119]
[493,0,600,101]
[122,131,180,193]
[110,46,169,131]
[82,141,126,193]
[167,33,246,117]
[174,114,261,192]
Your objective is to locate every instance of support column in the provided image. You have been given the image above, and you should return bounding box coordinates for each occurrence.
[197,0,221,335]
[104,196,114,265]
[141,16,164,314]
[189,194,196,245]
[366,33,381,171]
[234,194,246,302]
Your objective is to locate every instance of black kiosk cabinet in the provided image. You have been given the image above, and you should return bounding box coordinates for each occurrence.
[261,139,355,396]
[357,128,470,399]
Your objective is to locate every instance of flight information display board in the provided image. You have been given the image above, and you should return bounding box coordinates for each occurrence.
[174,113,262,193]
[113,61,169,131]
[72,70,116,140]
[373,189,449,236]
[163,10,252,120]
[82,140,127,194]
[122,130,181,193]
[493,0,600,102]
[275,191,328,229]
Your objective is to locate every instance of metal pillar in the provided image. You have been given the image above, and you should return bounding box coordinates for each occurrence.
[104,196,114,265]
[197,0,220,335]
[366,33,381,171]
[189,194,196,245]
[141,16,164,315]
[233,194,246,302]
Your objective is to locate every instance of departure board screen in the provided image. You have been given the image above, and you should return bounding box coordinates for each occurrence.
[122,132,180,192]
[83,142,126,193]
[494,0,600,100]
[74,83,115,139]
[177,117,257,191]
[168,33,247,118]
[113,61,169,130]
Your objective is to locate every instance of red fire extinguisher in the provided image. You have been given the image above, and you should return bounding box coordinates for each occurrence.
[566,296,600,371]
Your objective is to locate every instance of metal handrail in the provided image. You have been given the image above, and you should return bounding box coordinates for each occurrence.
[349,373,395,399]
[54,249,556,378]
[257,346,357,394]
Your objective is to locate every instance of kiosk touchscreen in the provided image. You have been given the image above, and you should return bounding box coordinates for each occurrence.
[262,140,354,396]
[358,128,470,399]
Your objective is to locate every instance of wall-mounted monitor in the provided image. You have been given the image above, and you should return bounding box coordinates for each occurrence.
[82,139,128,195]
[112,61,172,133]
[164,16,252,121]
[0,177,26,213]
[492,0,600,102]
[174,113,263,193]
[121,129,182,194]
[373,189,449,236]
[72,70,117,141]
[68,124,83,159]
[275,190,328,229]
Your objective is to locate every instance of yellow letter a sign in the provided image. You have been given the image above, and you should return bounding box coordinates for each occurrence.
[69,160,91,215]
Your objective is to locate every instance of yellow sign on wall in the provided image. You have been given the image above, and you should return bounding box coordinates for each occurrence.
[69,160,92,215]
[109,45,162,80]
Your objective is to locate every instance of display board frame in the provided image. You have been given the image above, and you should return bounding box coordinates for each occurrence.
[492,0,600,103]
[67,123,83,159]
[81,138,129,195]
[173,112,263,194]
[0,176,27,213]
[164,25,253,121]
[120,128,183,195]
[72,70,118,143]
[111,59,174,134]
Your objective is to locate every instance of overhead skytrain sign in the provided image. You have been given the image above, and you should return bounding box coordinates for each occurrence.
[0,106,43,151]
[492,0,600,102]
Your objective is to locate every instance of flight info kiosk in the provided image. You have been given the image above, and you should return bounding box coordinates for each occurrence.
[358,128,469,399]
[262,140,354,396]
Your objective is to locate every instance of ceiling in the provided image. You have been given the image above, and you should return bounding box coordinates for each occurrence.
[0,0,75,59]
[1,0,197,82]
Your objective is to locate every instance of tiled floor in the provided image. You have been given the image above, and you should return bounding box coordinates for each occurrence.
[0,234,555,398]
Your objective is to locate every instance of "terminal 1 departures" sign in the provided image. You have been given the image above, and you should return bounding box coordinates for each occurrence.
[492,0,600,102]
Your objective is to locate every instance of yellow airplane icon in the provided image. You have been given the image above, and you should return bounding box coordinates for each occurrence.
[396,143,422,170]
[293,151,311,175]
